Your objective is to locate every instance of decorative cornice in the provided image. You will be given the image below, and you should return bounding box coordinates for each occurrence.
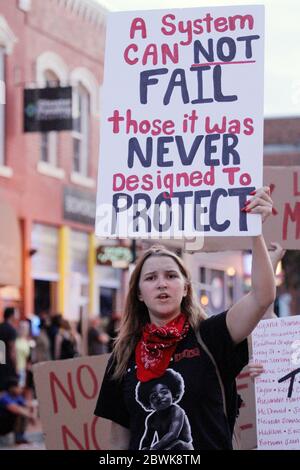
[0,15,18,55]
[54,0,107,29]
[36,51,69,85]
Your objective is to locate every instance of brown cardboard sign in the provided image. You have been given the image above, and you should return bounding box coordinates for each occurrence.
[236,369,257,450]
[33,355,110,450]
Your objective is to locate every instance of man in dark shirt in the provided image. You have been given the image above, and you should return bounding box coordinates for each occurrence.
[0,307,18,391]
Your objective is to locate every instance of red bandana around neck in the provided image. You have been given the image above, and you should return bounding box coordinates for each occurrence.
[135,313,190,382]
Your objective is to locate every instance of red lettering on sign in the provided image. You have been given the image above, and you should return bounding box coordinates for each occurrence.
[77,365,98,399]
[50,372,76,414]
[62,423,90,450]
[91,417,102,450]
[61,418,103,450]
[294,171,300,196]
[283,202,300,240]
[269,183,278,215]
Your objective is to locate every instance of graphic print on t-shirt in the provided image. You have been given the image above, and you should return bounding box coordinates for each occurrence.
[135,369,194,450]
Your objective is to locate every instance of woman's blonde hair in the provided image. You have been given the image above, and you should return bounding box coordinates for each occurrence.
[111,245,207,380]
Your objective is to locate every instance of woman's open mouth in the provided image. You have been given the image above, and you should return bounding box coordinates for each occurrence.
[156,293,170,300]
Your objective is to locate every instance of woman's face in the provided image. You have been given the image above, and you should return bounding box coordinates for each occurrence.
[149,383,173,410]
[138,256,187,325]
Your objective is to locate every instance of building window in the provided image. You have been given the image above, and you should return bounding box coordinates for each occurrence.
[39,71,59,166]
[31,223,59,280]
[72,85,90,177]
[0,46,5,166]
[40,132,58,166]
[70,230,89,275]
[198,267,226,314]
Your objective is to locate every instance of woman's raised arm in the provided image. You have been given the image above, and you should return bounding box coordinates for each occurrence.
[226,187,276,343]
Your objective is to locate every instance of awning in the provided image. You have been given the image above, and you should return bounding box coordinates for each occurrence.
[0,198,21,286]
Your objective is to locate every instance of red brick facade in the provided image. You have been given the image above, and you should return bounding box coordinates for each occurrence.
[0,1,299,319]
[264,117,300,166]
[0,0,106,317]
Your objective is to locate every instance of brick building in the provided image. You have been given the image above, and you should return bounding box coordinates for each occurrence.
[264,117,300,166]
[0,0,127,322]
[0,1,299,322]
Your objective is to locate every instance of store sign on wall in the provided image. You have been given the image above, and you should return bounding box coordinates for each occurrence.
[63,187,96,226]
[96,246,133,268]
[24,86,73,132]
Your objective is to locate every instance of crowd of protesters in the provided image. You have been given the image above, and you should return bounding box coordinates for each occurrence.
[0,306,120,444]
[0,240,288,446]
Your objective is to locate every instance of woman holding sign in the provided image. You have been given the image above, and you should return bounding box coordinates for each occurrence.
[94,187,275,450]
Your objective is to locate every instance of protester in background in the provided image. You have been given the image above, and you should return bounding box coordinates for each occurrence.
[0,307,18,391]
[33,316,51,363]
[88,316,110,356]
[15,321,31,388]
[95,187,276,450]
[0,376,37,444]
[55,319,79,360]
[46,313,62,360]
[106,313,122,353]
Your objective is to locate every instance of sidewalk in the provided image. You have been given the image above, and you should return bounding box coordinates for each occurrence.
[0,419,45,450]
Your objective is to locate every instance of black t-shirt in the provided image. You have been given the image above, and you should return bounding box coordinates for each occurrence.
[94,312,248,450]
[0,322,17,351]
[0,322,17,389]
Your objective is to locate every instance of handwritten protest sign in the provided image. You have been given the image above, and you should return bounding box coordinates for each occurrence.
[252,317,300,450]
[96,6,265,238]
[33,355,110,450]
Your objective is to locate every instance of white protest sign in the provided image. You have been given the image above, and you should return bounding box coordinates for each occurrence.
[96,6,265,239]
[252,317,300,450]
[33,355,110,450]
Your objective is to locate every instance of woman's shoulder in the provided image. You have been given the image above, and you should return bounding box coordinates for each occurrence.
[199,311,228,335]
[197,310,235,353]
[197,311,249,380]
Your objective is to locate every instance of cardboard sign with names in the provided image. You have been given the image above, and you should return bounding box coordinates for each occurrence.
[33,355,110,450]
[252,317,300,450]
[96,5,265,238]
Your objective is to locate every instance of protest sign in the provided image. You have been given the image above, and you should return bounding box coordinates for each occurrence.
[263,166,300,249]
[191,166,300,251]
[252,317,300,450]
[236,369,257,449]
[33,355,110,450]
[96,6,265,239]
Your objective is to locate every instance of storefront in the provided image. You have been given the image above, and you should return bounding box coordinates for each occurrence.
[31,223,59,315]
[185,250,244,315]
[68,229,89,321]
[95,243,132,318]
[62,186,97,322]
